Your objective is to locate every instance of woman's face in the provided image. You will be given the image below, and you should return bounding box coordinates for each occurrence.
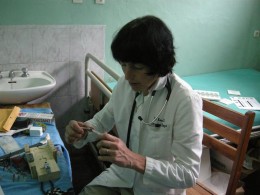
[120,62,159,95]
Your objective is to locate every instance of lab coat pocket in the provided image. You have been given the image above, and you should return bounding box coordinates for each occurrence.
[146,124,172,158]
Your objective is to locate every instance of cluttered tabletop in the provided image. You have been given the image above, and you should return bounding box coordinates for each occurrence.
[0,102,73,195]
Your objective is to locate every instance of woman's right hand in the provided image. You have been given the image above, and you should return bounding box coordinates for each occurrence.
[65,120,89,144]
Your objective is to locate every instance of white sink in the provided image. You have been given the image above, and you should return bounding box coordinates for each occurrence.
[0,71,56,104]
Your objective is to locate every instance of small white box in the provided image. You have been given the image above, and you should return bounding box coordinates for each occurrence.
[29,126,43,137]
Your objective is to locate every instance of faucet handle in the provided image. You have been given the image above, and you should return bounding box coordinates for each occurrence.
[21,67,29,77]
[22,67,28,72]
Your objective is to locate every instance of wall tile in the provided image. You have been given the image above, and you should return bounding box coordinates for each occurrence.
[32,26,70,63]
[70,25,105,62]
[0,25,104,133]
[0,26,33,64]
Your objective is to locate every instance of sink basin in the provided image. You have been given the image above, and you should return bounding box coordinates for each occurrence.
[0,71,56,104]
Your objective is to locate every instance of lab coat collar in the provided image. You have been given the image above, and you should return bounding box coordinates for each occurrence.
[135,75,168,107]
[148,74,169,94]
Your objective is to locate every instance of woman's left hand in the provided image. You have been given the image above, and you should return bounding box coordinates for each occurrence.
[96,133,145,173]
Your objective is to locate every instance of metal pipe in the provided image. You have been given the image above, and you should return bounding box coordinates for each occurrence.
[85,53,120,98]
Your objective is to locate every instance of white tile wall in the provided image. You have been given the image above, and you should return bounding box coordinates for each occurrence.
[0,25,105,135]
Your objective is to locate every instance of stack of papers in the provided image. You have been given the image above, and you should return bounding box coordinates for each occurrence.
[231,97,260,110]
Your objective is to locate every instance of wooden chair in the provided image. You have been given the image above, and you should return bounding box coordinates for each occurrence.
[187,100,255,195]
[187,99,255,195]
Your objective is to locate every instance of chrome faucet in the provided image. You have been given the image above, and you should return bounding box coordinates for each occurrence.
[8,67,29,80]
[9,69,18,80]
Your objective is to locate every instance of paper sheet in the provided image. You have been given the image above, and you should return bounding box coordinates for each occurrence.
[231,97,260,110]
[227,90,241,96]
[0,135,21,154]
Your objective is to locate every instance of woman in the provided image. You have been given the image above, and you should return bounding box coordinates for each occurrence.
[65,15,203,195]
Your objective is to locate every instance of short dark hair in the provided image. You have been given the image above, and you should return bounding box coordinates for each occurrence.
[111,15,176,76]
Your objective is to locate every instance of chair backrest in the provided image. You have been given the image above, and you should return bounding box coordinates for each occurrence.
[201,99,255,195]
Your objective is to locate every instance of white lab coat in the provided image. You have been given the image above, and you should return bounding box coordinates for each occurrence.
[74,73,203,195]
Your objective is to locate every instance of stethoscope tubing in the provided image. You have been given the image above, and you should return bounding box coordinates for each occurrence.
[126,78,172,148]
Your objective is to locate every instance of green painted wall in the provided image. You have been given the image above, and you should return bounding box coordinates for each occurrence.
[0,0,259,76]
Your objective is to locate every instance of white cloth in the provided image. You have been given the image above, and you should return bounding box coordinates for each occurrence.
[74,73,203,195]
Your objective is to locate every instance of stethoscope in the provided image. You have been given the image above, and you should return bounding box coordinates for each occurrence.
[126,78,172,148]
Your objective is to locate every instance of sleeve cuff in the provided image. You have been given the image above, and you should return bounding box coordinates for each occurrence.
[144,156,154,176]
[73,131,99,148]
